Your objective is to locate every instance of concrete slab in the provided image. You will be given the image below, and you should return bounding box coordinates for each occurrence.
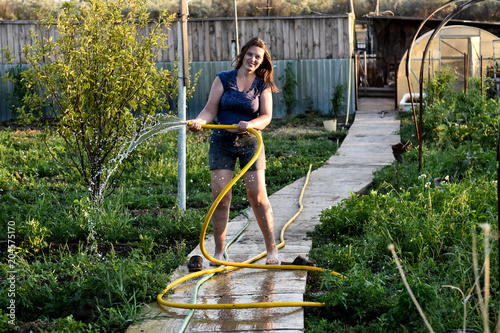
[127,98,400,333]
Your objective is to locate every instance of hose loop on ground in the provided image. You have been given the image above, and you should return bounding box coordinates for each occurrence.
[157,124,343,311]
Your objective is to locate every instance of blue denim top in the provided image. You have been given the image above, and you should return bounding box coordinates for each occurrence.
[216,69,268,125]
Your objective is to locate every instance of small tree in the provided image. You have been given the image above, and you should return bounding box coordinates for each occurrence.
[20,0,181,205]
[330,83,346,118]
[279,61,298,117]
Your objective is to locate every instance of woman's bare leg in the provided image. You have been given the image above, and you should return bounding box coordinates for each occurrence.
[244,170,279,264]
[210,169,233,265]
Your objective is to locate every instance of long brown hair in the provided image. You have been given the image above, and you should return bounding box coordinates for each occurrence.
[234,37,279,93]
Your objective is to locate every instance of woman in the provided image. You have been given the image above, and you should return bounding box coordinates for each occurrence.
[188,37,279,265]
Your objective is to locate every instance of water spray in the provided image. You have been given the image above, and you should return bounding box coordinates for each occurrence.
[99,114,188,201]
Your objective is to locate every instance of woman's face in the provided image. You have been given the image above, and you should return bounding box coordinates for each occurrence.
[242,45,265,72]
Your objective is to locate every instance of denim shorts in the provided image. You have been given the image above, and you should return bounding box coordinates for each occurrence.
[209,129,266,171]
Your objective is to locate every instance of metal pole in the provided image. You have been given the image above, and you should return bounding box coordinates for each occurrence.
[364,51,367,96]
[181,0,190,88]
[345,9,355,125]
[233,0,239,55]
[480,55,483,95]
[177,0,189,211]
[464,52,469,94]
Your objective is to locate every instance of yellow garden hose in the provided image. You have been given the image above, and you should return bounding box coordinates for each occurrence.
[157,124,343,310]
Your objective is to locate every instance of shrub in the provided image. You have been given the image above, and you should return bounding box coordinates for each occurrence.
[279,62,298,117]
[330,83,346,118]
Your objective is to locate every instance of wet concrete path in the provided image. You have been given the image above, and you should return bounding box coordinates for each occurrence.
[127,98,400,332]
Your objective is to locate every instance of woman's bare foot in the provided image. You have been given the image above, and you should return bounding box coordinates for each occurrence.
[265,247,279,265]
[266,258,279,265]
[209,252,224,266]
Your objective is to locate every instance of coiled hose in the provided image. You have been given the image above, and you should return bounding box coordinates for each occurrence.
[157,124,343,311]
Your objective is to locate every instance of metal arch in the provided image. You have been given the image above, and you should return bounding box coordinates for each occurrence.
[404,0,500,171]
[404,0,457,150]
[405,0,457,78]
[417,0,487,108]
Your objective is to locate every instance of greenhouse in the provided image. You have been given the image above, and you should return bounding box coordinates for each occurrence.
[397,24,500,110]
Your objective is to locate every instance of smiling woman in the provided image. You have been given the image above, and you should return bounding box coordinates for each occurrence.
[187,37,281,266]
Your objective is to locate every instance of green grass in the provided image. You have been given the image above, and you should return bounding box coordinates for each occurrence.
[0,117,346,332]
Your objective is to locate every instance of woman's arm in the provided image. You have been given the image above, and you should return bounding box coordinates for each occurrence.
[188,76,223,132]
[236,88,273,132]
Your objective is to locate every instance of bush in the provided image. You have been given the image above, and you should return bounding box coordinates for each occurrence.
[279,62,298,117]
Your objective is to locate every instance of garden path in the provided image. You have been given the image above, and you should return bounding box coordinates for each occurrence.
[127,97,400,333]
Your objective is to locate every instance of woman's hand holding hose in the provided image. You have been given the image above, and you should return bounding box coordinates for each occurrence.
[187,119,205,132]
[236,121,252,133]
[188,120,253,133]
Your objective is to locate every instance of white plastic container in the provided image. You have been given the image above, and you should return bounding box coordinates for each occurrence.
[399,93,425,112]
[323,119,337,132]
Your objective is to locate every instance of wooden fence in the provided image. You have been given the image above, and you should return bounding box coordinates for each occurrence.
[0,15,355,120]
[0,15,353,64]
